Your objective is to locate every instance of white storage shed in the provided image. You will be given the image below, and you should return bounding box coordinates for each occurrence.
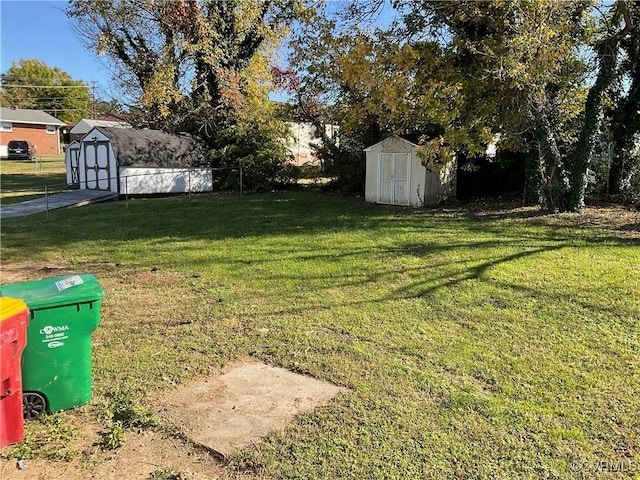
[72,127,211,195]
[364,136,456,207]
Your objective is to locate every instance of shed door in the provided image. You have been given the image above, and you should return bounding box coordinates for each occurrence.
[83,141,112,191]
[378,153,410,205]
[69,146,81,184]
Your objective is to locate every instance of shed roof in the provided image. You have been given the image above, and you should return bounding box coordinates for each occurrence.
[364,135,418,152]
[86,127,207,168]
[0,107,66,126]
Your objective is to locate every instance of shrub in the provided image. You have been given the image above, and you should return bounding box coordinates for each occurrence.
[314,134,366,194]
[212,118,297,192]
[97,388,158,450]
[620,164,640,207]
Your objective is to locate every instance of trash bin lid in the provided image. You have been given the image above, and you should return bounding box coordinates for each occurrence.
[0,274,104,310]
[0,297,28,322]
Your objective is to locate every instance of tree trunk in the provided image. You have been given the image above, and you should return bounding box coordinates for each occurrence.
[565,3,630,211]
[609,77,640,194]
[535,107,572,211]
[567,52,617,209]
[523,152,542,206]
[609,137,628,195]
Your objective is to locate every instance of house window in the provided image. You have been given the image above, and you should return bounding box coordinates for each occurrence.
[1,122,12,132]
[46,125,56,134]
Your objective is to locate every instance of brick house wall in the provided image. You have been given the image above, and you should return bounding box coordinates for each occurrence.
[0,123,61,156]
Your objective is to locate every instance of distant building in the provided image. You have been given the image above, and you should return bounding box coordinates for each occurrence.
[69,118,131,142]
[286,122,339,166]
[0,107,66,157]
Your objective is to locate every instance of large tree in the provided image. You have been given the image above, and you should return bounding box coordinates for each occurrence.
[66,0,308,191]
[66,0,303,146]
[608,1,640,196]
[0,59,91,122]
[294,0,636,211]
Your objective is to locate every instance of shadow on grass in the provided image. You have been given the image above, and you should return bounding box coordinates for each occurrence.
[219,244,569,318]
[3,191,637,368]
[1,172,68,190]
[2,190,637,261]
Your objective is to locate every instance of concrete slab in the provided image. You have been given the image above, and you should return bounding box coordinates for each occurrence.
[156,360,347,457]
[0,190,117,219]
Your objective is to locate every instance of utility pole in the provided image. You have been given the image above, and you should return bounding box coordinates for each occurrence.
[91,81,97,119]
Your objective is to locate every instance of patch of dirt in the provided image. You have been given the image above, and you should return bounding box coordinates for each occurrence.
[1,422,232,480]
[443,199,640,238]
[545,204,640,237]
[0,354,345,479]
[0,358,345,480]
[152,358,347,458]
[0,262,78,285]
[0,262,242,480]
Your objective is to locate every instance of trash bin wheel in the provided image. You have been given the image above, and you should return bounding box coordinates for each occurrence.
[23,392,47,420]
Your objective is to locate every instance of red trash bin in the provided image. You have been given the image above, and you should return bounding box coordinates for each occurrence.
[0,297,29,451]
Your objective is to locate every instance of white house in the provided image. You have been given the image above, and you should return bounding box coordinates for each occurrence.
[364,136,457,207]
[71,127,212,195]
[286,122,339,166]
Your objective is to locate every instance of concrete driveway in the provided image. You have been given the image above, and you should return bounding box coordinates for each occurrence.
[1,190,117,219]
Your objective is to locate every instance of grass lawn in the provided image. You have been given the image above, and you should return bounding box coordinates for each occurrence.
[0,190,638,479]
[0,155,68,204]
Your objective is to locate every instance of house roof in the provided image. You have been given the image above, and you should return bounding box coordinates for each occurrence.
[0,107,66,126]
[70,118,131,135]
[364,135,418,152]
[87,127,207,168]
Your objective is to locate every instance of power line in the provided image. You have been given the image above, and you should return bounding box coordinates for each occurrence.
[1,76,88,81]
[7,98,90,101]
[0,84,90,89]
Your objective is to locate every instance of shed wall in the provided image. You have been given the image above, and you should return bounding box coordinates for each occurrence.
[364,150,379,205]
[119,167,213,194]
[410,153,428,207]
[422,158,457,205]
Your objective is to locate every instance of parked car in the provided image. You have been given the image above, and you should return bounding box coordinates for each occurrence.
[7,140,36,161]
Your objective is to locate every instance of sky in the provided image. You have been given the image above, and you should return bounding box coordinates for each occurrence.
[0,0,397,104]
[0,0,113,99]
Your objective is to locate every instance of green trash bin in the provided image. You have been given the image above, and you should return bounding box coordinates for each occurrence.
[0,274,104,418]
